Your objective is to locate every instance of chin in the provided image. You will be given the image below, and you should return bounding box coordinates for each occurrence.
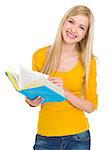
[63,36,78,44]
[64,39,77,44]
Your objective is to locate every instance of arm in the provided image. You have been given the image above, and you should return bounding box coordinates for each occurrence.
[64,90,94,113]
[49,58,98,113]
[64,58,98,113]
[65,58,98,113]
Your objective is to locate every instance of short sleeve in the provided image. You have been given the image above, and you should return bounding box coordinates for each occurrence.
[84,57,98,110]
[32,47,47,72]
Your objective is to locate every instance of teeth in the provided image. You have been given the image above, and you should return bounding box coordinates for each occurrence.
[67,31,76,38]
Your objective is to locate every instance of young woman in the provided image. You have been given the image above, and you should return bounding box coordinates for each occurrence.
[26,5,98,150]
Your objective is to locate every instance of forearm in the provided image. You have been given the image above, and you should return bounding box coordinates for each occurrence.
[64,90,94,113]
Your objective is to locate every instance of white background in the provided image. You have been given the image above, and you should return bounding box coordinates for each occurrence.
[0,0,108,149]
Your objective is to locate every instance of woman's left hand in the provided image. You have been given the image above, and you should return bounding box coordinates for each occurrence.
[48,77,71,99]
[48,77,64,89]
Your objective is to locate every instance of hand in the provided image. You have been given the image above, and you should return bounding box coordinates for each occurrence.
[25,96,44,107]
[48,77,64,89]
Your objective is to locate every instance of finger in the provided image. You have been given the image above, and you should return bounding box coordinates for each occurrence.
[49,77,61,79]
[34,96,44,102]
[37,96,42,99]
[25,96,44,105]
[48,78,62,82]
[49,78,62,81]
[35,98,44,103]
[25,97,30,102]
[25,96,29,101]
[55,84,63,89]
[38,99,44,104]
[26,98,32,103]
[50,81,63,87]
[51,81,62,84]
[49,78,62,82]
[50,81,63,85]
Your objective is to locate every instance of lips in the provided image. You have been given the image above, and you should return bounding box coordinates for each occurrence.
[66,31,77,38]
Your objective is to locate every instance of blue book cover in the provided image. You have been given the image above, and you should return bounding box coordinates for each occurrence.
[20,86,66,104]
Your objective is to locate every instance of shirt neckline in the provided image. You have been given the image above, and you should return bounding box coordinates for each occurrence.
[56,60,80,74]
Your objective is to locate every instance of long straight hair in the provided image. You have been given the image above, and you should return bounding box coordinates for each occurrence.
[42,5,94,88]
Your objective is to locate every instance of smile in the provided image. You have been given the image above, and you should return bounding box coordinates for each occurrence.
[66,31,77,38]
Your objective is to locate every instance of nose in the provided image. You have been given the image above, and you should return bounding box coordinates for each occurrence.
[71,25,78,33]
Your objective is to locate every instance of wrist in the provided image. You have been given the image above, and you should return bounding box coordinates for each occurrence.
[64,89,70,98]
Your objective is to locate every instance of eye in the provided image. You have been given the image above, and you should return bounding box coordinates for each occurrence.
[68,20,74,24]
[80,26,85,30]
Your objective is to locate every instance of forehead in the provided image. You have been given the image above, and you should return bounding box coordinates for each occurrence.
[68,15,89,26]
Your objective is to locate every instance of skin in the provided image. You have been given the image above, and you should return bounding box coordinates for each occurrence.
[26,15,94,113]
[62,15,88,45]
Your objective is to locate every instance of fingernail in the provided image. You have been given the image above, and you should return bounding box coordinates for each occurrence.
[38,96,41,98]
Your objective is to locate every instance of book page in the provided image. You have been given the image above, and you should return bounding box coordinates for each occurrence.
[11,72,19,84]
[22,78,46,89]
[19,65,49,89]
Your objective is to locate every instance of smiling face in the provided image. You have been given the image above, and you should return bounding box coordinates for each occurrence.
[61,15,89,45]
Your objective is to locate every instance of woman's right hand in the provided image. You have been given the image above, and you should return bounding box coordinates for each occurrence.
[25,96,44,107]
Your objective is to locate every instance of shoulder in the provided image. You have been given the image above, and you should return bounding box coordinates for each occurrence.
[32,46,49,71]
[89,56,97,74]
[32,46,50,71]
[90,56,97,66]
[33,46,49,59]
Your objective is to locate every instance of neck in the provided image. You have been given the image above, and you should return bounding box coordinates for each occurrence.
[62,42,78,56]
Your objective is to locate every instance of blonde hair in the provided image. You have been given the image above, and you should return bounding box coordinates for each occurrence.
[42,5,94,88]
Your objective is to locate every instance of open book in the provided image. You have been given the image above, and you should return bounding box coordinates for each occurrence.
[5,66,66,104]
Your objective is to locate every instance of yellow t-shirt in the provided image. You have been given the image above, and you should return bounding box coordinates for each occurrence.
[32,46,98,136]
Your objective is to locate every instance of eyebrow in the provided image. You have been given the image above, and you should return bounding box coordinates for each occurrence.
[68,17,88,29]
